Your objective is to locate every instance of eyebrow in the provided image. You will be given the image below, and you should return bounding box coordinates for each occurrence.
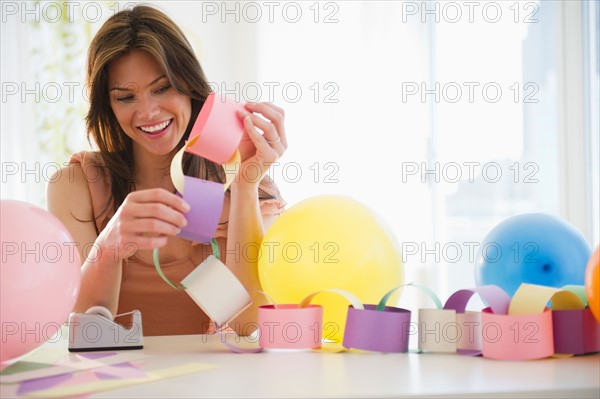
[109,75,167,92]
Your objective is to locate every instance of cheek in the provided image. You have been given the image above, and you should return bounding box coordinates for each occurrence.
[111,105,132,129]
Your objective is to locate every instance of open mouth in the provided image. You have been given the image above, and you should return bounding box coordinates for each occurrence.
[138,119,173,135]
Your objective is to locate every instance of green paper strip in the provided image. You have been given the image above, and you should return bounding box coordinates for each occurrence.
[153,239,221,290]
[376,283,443,311]
[211,238,221,260]
[153,248,186,290]
[561,285,588,306]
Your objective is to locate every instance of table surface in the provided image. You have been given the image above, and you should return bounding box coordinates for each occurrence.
[2,333,599,398]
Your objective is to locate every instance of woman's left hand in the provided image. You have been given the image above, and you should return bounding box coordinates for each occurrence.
[236,102,287,188]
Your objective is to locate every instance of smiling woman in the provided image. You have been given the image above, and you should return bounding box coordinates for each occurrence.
[45,5,287,336]
[107,50,191,157]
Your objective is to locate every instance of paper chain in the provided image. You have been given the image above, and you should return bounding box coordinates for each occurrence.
[215,283,599,360]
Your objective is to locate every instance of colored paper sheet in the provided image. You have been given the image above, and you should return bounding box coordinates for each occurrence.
[24,363,218,398]
[0,352,148,384]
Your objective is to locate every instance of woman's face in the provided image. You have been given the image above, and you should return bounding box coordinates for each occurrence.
[107,49,191,157]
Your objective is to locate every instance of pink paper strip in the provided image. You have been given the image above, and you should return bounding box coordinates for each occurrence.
[178,176,224,244]
[186,93,244,164]
[258,305,323,349]
[481,307,554,360]
[343,304,411,353]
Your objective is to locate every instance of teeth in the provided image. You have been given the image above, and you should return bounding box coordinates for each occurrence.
[140,119,170,133]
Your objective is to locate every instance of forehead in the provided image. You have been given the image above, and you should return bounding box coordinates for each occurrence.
[107,49,165,87]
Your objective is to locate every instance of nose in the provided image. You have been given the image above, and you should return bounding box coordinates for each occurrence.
[136,94,160,121]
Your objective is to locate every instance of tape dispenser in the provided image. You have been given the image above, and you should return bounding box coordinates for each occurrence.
[68,306,144,352]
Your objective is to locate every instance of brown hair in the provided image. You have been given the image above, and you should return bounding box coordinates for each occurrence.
[85,5,276,217]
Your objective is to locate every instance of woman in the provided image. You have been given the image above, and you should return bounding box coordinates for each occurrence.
[47,5,287,336]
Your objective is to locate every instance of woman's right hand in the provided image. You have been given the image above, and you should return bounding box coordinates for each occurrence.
[95,188,190,263]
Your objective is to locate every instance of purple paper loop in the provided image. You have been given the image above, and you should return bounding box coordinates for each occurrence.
[552,308,600,355]
[343,304,411,353]
[178,176,225,244]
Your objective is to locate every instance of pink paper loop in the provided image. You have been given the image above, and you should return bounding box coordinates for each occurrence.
[257,305,323,349]
[186,92,244,164]
[481,307,554,360]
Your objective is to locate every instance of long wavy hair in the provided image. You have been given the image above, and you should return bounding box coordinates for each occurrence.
[85,5,275,217]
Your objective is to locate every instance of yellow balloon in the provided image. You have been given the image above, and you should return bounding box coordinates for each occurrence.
[258,195,404,342]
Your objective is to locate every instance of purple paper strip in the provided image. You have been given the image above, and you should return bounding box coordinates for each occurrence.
[178,176,225,244]
[77,352,117,360]
[215,323,263,354]
[443,285,510,315]
[584,308,600,353]
[553,308,600,355]
[343,305,411,353]
[552,309,585,354]
[17,373,72,395]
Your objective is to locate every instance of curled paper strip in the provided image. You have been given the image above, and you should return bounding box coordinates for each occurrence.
[181,255,252,326]
[186,92,245,164]
[177,177,225,244]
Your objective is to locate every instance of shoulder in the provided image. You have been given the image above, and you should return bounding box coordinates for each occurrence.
[47,162,94,221]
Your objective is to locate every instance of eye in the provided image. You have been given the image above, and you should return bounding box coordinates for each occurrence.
[156,84,171,94]
[116,94,135,102]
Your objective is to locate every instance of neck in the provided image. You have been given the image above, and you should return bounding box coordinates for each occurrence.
[133,146,177,191]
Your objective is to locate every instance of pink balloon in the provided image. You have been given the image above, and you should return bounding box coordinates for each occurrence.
[1,200,81,363]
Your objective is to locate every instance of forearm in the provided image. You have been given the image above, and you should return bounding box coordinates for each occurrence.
[226,182,265,334]
[73,244,123,316]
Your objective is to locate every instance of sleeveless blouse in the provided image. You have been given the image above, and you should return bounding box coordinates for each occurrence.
[70,151,285,336]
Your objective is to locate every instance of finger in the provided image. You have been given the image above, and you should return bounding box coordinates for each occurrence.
[244,112,282,148]
[123,218,182,238]
[128,188,190,213]
[124,202,188,228]
[244,102,287,147]
[242,114,273,154]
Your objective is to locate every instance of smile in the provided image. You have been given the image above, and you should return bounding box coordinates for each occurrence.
[138,119,172,134]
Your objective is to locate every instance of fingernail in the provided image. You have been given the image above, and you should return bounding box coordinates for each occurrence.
[182,201,191,212]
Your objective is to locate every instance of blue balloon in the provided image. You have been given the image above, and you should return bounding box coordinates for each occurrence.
[474,213,591,296]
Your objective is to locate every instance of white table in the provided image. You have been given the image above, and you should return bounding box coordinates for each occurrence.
[2,333,599,398]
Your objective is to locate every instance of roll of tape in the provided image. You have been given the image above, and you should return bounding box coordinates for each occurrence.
[84,306,113,320]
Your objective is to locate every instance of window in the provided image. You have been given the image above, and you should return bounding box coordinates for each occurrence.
[1,1,596,300]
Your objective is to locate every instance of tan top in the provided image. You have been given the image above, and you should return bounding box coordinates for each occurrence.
[70,151,285,336]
